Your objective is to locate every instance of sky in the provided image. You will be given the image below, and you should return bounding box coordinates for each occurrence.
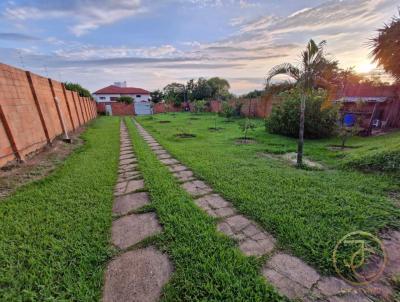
[0,0,398,94]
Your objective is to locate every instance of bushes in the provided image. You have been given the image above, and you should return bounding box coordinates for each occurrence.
[265,88,338,138]
[193,100,207,113]
[64,82,92,98]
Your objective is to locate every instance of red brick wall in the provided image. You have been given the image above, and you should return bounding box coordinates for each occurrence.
[97,102,135,116]
[0,63,97,167]
[210,97,274,118]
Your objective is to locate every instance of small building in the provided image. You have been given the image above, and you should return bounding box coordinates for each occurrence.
[93,82,152,115]
[333,84,400,133]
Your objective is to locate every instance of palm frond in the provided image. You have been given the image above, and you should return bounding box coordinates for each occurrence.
[266,63,300,84]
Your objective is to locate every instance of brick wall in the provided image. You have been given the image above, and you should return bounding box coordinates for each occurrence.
[0,63,97,167]
[97,102,135,116]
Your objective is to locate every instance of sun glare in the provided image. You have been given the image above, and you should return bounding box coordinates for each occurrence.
[356,62,376,73]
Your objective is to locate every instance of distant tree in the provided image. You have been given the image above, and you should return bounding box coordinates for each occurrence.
[371,11,400,82]
[264,82,295,96]
[64,82,92,98]
[192,78,212,100]
[186,79,196,101]
[150,90,164,103]
[163,83,185,106]
[242,90,263,99]
[117,96,133,104]
[207,77,230,100]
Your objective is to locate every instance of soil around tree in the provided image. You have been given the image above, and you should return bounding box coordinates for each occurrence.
[175,133,196,138]
[208,127,224,132]
[235,137,256,144]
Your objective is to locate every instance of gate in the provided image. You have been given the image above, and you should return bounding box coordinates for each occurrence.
[135,102,152,115]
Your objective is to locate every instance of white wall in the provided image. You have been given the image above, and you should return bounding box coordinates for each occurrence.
[94,94,150,103]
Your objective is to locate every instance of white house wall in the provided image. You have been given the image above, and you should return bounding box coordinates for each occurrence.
[94,94,150,103]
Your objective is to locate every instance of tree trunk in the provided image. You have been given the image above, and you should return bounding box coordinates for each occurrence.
[297,93,306,166]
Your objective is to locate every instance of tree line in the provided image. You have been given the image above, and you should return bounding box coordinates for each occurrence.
[150,77,233,105]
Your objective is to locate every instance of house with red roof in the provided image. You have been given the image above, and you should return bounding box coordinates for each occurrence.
[93,82,152,115]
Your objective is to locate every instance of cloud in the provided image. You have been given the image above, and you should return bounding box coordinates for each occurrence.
[4,0,145,36]
[0,32,40,41]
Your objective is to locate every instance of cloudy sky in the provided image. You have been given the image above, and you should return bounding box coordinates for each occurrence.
[0,0,398,94]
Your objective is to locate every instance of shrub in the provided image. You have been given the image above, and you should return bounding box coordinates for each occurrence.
[193,100,207,114]
[219,102,235,119]
[64,82,92,98]
[265,88,338,138]
[117,96,133,104]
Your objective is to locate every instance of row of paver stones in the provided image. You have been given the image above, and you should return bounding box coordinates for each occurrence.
[134,119,400,302]
[102,121,172,302]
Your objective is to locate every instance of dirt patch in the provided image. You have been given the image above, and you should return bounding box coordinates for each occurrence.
[327,145,361,151]
[389,192,400,207]
[235,138,256,144]
[0,127,85,200]
[282,152,325,170]
[208,127,224,132]
[159,120,171,124]
[175,133,196,138]
[258,152,325,170]
[189,117,200,120]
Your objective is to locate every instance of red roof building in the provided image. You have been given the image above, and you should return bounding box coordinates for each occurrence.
[93,85,150,95]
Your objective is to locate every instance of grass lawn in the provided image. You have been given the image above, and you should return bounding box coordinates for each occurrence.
[125,117,286,301]
[0,117,120,301]
[137,112,400,275]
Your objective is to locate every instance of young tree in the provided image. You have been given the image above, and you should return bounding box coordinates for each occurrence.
[239,118,256,141]
[370,11,400,82]
[150,90,164,103]
[266,39,330,166]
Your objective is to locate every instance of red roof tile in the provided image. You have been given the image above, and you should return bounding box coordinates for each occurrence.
[343,84,399,97]
[94,85,150,95]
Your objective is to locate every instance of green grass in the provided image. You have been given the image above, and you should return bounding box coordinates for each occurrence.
[137,112,400,275]
[0,117,120,301]
[125,117,286,302]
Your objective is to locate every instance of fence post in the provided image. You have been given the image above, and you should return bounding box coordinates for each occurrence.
[77,95,86,123]
[84,97,89,121]
[26,71,51,145]
[0,104,23,162]
[71,91,81,126]
[48,78,70,142]
[62,83,76,130]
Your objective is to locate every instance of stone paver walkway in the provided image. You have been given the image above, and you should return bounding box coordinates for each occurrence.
[134,119,400,302]
[103,121,172,302]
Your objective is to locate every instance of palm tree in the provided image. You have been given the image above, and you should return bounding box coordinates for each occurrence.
[370,11,400,82]
[266,39,329,166]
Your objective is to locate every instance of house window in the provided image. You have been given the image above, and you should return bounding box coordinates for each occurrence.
[99,96,106,100]
[136,95,141,98]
